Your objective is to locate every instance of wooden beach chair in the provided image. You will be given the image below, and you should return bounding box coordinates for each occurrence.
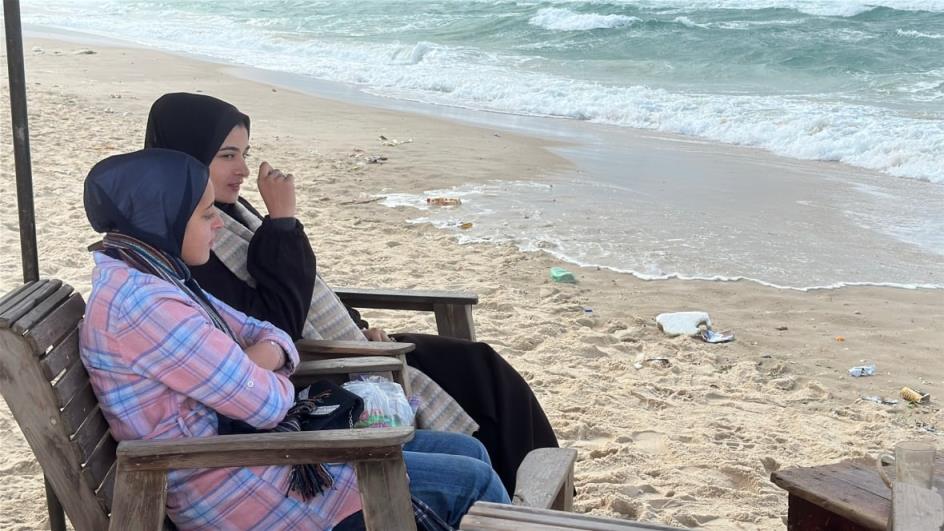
[335,287,479,341]
[85,241,480,341]
[0,279,575,531]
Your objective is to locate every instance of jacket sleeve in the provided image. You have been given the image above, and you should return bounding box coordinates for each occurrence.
[115,287,296,429]
[190,217,316,340]
[209,291,301,377]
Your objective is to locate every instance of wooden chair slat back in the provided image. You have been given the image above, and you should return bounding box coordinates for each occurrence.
[0,280,45,316]
[40,328,81,380]
[73,407,112,463]
[0,280,61,328]
[97,463,117,510]
[0,282,112,531]
[54,357,91,408]
[24,293,86,353]
[61,383,100,435]
[14,284,73,335]
[83,435,119,494]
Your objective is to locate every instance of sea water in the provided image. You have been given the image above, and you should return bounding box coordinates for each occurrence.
[22,0,944,288]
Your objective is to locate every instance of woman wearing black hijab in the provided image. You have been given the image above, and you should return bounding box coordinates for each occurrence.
[145,92,560,493]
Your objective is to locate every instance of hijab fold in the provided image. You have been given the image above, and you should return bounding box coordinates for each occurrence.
[145,92,250,167]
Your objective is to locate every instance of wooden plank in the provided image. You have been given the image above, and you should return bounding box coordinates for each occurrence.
[81,434,118,493]
[53,357,91,408]
[335,287,478,311]
[72,408,111,463]
[40,328,80,381]
[13,284,73,334]
[466,502,680,530]
[773,465,891,529]
[117,428,415,471]
[62,384,100,435]
[96,462,117,512]
[0,330,110,531]
[25,293,85,353]
[44,477,67,531]
[355,455,417,531]
[108,466,167,531]
[513,448,578,510]
[890,483,944,531]
[434,303,476,341]
[0,280,60,328]
[295,339,415,358]
[294,356,404,378]
[773,456,944,531]
[461,513,570,530]
[0,280,40,317]
[786,495,874,531]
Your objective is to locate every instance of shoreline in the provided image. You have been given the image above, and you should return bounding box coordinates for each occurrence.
[20,25,944,292]
[1,35,942,530]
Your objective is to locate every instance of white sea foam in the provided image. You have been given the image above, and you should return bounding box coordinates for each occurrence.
[576,0,944,17]
[897,29,944,39]
[673,16,711,28]
[529,7,640,31]
[375,183,944,291]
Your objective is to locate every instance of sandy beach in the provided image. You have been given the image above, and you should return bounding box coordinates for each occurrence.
[1,36,942,530]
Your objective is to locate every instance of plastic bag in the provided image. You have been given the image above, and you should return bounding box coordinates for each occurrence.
[342,376,415,428]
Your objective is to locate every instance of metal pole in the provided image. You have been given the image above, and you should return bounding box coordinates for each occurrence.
[4,0,39,283]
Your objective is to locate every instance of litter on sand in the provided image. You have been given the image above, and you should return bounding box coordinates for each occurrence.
[860,396,898,406]
[848,363,876,377]
[550,267,576,283]
[459,222,474,230]
[379,135,413,146]
[699,329,735,343]
[900,386,931,405]
[656,311,711,337]
[426,197,462,207]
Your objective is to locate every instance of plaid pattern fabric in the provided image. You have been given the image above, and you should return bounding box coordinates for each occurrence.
[80,254,362,530]
[213,203,478,435]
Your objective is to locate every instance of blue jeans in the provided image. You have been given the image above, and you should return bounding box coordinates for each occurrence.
[333,430,510,529]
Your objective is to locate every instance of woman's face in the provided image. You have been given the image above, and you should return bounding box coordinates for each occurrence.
[181,181,224,266]
[208,124,250,204]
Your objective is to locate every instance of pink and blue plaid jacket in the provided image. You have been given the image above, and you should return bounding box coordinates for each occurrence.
[80,254,361,530]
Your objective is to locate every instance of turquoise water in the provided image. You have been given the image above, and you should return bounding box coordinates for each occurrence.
[20,1,944,288]
[23,0,944,182]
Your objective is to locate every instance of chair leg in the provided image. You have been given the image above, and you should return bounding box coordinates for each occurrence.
[433,303,475,341]
[109,466,167,531]
[355,456,417,531]
[45,475,66,531]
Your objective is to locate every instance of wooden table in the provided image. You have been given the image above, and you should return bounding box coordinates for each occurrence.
[771,456,944,530]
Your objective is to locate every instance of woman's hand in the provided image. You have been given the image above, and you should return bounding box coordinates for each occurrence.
[257,161,296,219]
[362,327,393,342]
[244,340,286,371]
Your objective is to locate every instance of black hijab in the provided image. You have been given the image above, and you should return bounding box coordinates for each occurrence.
[144,92,250,167]
[84,148,209,256]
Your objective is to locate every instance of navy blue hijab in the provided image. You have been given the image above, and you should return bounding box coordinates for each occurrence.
[84,148,209,257]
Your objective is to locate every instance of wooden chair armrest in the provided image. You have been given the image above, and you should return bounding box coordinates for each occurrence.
[115,427,415,471]
[462,501,682,530]
[335,287,478,311]
[292,356,405,386]
[295,339,415,358]
[513,448,577,510]
[112,428,418,531]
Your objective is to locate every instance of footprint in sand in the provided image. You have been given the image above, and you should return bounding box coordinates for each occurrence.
[631,430,669,454]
